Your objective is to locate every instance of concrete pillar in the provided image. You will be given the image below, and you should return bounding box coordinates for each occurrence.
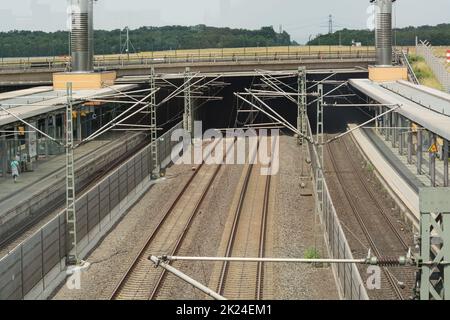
[444,139,449,187]
[417,129,423,175]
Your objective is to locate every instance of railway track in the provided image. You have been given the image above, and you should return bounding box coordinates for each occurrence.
[325,134,414,300]
[110,138,231,300]
[211,136,274,300]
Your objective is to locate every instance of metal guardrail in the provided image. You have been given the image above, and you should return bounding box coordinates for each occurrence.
[396,50,419,85]
[306,119,369,300]
[0,47,376,72]
[416,41,450,92]
[0,122,181,300]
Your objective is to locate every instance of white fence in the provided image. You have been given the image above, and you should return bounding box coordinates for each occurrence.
[306,119,369,300]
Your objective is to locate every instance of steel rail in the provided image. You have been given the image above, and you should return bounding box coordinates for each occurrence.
[110,162,206,299]
[216,155,255,295]
[149,139,237,300]
[217,137,272,299]
[341,137,409,251]
[326,137,404,300]
[256,163,271,300]
[110,138,226,300]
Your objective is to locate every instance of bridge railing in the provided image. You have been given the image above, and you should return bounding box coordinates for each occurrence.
[0,47,376,72]
[306,118,370,300]
[395,49,420,85]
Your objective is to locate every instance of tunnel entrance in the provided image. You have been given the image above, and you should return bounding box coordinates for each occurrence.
[150,71,372,137]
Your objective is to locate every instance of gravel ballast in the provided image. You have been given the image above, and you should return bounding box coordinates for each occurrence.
[52,136,340,300]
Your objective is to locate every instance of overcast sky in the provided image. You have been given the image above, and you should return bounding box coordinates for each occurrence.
[0,0,448,43]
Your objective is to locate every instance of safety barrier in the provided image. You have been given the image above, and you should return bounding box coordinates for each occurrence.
[306,119,369,300]
[0,47,376,72]
[416,41,450,92]
[0,122,182,300]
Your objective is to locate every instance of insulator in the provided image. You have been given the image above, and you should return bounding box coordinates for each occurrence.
[378,257,401,266]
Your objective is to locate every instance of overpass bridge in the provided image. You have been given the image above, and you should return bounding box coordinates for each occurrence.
[0,47,375,87]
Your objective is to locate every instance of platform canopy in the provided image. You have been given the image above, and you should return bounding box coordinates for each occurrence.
[0,84,137,127]
[350,79,450,141]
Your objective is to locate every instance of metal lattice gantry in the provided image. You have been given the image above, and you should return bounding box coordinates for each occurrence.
[234,70,316,142]
[418,188,450,300]
[297,67,307,145]
[184,67,193,139]
[315,84,324,217]
[65,82,78,265]
[149,66,159,178]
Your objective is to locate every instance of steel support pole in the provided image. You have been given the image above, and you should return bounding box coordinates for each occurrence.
[385,108,390,140]
[297,67,307,145]
[0,133,7,179]
[392,112,397,148]
[375,107,379,133]
[51,114,57,154]
[444,139,449,187]
[45,116,50,156]
[77,109,82,142]
[14,128,19,160]
[316,84,324,217]
[430,134,436,187]
[417,129,423,175]
[65,83,78,266]
[407,121,413,165]
[183,67,193,140]
[399,115,404,155]
[149,66,159,178]
[149,256,226,300]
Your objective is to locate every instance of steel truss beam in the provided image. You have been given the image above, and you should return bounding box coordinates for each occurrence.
[418,188,450,300]
[65,83,78,265]
[149,66,159,178]
[298,67,307,145]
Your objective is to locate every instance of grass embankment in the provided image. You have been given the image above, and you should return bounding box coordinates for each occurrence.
[408,54,444,90]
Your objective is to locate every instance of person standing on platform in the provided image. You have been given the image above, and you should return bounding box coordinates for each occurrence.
[11,159,20,183]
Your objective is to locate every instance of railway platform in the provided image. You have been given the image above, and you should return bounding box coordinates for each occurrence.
[365,128,448,189]
[0,132,147,244]
[350,125,420,230]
